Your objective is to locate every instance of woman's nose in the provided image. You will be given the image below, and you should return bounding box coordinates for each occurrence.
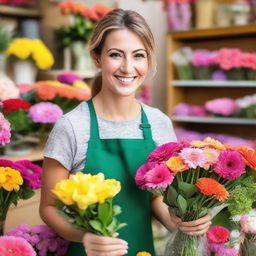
[120,57,133,73]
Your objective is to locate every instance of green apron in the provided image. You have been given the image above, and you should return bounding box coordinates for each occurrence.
[66,99,156,256]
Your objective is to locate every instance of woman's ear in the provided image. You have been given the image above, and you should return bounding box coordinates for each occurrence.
[90,50,101,68]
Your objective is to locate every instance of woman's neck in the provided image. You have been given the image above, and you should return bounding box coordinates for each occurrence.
[92,92,141,121]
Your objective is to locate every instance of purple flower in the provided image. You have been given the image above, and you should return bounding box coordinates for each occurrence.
[57,72,83,85]
[0,113,11,146]
[212,70,227,81]
[189,105,208,117]
[29,102,63,123]
[214,150,245,180]
[15,160,42,189]
[173,103,190,116]
[205,98,238,116]
[147,141,190,163]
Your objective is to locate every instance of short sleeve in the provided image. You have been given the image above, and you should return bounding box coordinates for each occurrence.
[44,117,76,171]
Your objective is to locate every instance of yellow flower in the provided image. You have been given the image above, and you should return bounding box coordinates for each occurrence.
[166,156,188,173]
[5,38,54,70]
[96,179,121,203]
[52,179,76,205]
[191,137,225,151]
[73,80,90,90]
[0,167,23,191]
[136,252,152,256]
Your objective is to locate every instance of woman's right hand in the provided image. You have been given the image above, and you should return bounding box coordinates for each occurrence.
[83,232,128,256]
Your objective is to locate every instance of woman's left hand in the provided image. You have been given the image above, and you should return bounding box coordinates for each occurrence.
[178,214,211,236]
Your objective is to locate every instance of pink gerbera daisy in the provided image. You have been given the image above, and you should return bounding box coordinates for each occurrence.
[207,226,230,244]
[0,235,36,256]
[135,162,158,189]
[147,140,190,163]
[214,150,245,180]
[179,148,206,168]
[144,163,174,189]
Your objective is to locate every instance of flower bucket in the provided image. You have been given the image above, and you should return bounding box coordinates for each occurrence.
[13,59,37,85]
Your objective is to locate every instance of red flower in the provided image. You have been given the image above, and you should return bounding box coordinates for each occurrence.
[207,226,230,244]
[2,99,31,113]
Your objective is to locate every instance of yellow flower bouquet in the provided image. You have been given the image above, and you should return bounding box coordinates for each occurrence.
[5,38,54,70]
[52,172,127,236]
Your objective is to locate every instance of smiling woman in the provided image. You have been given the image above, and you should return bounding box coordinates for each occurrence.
[40,8,210,256]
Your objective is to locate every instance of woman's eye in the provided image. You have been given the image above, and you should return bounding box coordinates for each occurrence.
[134,53,146,58]
[109,52,122,58]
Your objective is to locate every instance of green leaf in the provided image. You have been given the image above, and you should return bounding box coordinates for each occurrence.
[163,186,178,206]
[5,110,31,133]
[115,222,127,231]
[177,195,187,216]
[19,187,34,200]
[178,181,197,199]
[98,201,113,227]
[113,205,122,216]
[89,220,104,234]
[106,218,118,234]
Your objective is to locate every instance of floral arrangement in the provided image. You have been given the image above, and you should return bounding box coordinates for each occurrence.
[55,0,112,48]
[0,235,36,256]
[5,38,54,70]
[135,137,256,255]
[52,172,126,236]
[0,158,42,232]
[6,224,70,256]
[175,127,256,149]
[0,112,11,146]
[171,47,256,80]
[206,226,239,256]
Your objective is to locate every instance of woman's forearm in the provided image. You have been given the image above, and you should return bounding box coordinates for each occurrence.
[40,204,84,243]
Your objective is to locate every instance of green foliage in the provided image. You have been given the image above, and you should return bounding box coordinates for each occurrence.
[0,24,12,53]
[54,14,94,49]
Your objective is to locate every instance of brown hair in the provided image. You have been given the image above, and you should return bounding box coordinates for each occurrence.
[89,8,156,97]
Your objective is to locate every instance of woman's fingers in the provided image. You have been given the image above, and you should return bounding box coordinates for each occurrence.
[179,220,211,234]
[83,232,128,256]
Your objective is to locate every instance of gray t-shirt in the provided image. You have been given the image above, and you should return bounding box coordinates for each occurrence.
[44,101,177,172]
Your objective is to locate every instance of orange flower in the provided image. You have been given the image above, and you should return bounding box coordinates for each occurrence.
[94,2,113,19]
[191,137,225,151]
[191,140,208,148]
[166,156,188,173]
[136,252,152,256]
[75,88,91,101]
[237,146,256,171]
[55,84,78,99]
[35,82,56,100]
[196,178,229,202]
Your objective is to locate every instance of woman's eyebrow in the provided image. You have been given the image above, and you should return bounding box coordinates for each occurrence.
[107,48,147,53]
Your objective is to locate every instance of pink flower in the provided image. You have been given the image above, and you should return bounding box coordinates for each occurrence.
[214,150,245,180]
[147,141,190,163]
[57,72,83,85]
[0,78,20,100]
[173,103,190,116]
[240,212,256,234]
[135,162,157,189]
[207,226,230,244]
[29,102,63,123]
[144,163,174,189]
[179,148,206,168]
[16,83,35,95]
[0,235,36,256]
[15,160,42,189]
[0,113,11,145]
[205,98,238,116]
[189,105,208,117]
[191,49,214,67]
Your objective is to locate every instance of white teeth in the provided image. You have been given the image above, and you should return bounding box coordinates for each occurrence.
[117,77,134,83]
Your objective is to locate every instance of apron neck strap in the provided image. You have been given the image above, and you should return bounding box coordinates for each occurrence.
[87,99,153,140]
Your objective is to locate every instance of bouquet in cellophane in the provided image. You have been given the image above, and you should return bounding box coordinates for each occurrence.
[135,137,256,256]
[52,172,126,237]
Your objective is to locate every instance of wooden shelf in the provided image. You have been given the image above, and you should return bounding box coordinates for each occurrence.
[1,144,44,162]
[172,80,256,88]
[169,24,256,40]
[172,116,256,125]
[0,5,41,17]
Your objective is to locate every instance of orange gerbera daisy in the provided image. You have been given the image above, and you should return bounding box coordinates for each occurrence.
[196,178,229,201]
[190,140,207,148]
[35,82,56,100]
[136,252,152,256]
[237,146,256,171]
[166,156,188,173]
[204,137,225,150]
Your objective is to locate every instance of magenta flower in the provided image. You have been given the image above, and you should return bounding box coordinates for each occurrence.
[144,163,174,189]
[0,113,11,145]
[173,103,190,116]
[179,148,206,168]
[214,150,245,180]
[0,235,36,256]
[135,162,157,189]
[29,102,63,123]
[191,49,214,67]
[147,141,190,163]
[205,98,238,116]
[15,160,42,189]
[207,226,230,244]
[0,158,27,175]
[189,105,208,117]
[57,72,83,85]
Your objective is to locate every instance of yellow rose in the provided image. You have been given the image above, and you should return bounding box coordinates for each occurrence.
[0,167,23,191]
[52,179,76,205]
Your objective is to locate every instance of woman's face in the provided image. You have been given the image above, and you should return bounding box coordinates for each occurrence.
[95,28,149,98]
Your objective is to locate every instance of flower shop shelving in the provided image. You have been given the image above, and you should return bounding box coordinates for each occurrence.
[166,24,256,140]
[0,5,41,18]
